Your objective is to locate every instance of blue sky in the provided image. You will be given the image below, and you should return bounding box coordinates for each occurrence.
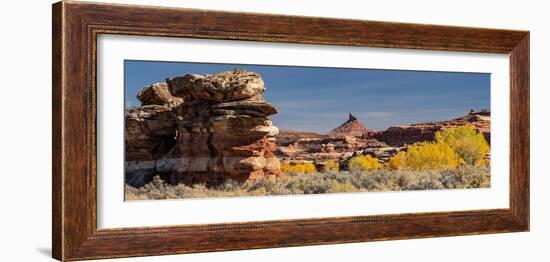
[125,60,490,133]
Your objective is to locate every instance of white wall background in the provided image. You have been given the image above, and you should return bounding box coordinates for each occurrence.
[0,0,547,261]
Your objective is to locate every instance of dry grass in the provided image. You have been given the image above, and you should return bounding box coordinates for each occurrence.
[125,166,490,200]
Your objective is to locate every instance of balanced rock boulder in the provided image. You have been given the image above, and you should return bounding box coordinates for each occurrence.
[167,69,265,102]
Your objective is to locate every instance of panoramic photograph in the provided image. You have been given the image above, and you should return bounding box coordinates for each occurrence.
[124,60,491,200]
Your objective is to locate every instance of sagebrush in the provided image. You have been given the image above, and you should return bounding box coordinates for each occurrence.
[126,166,490,200]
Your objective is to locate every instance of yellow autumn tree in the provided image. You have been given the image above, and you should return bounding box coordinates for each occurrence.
[388,151,406,170]
[348,155,382,172]
[280,162,316,174]
[293,164,305,173]
[303,162,317,174]
[388,126,490,170]
[280,162,293,173]
[435,125,490,166]
[400,141,462,170]
[323,160,340,172]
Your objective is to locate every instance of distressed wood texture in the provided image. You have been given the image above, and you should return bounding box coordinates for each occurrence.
[52,1,530,261]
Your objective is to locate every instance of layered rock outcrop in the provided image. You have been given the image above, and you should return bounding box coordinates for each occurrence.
[125,84,182,186]
[125,69,281,187]
[373,110,491,147]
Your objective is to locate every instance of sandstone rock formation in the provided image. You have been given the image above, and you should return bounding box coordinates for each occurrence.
[137,82,184,107]
[373,109,491,147]
[125,69,281,187]
[125,105,179,186]
[328,113,370,137]
[125,105,178,160]
[125,82,185,185]
[371,125,438,147]
[167,70,265,102]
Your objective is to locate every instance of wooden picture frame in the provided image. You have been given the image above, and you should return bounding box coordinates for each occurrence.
[52,1,529,261]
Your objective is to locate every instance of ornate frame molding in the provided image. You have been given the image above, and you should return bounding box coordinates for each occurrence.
[53,1,529,261]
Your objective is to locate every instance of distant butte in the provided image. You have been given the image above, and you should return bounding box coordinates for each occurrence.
[327,112,369,137]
